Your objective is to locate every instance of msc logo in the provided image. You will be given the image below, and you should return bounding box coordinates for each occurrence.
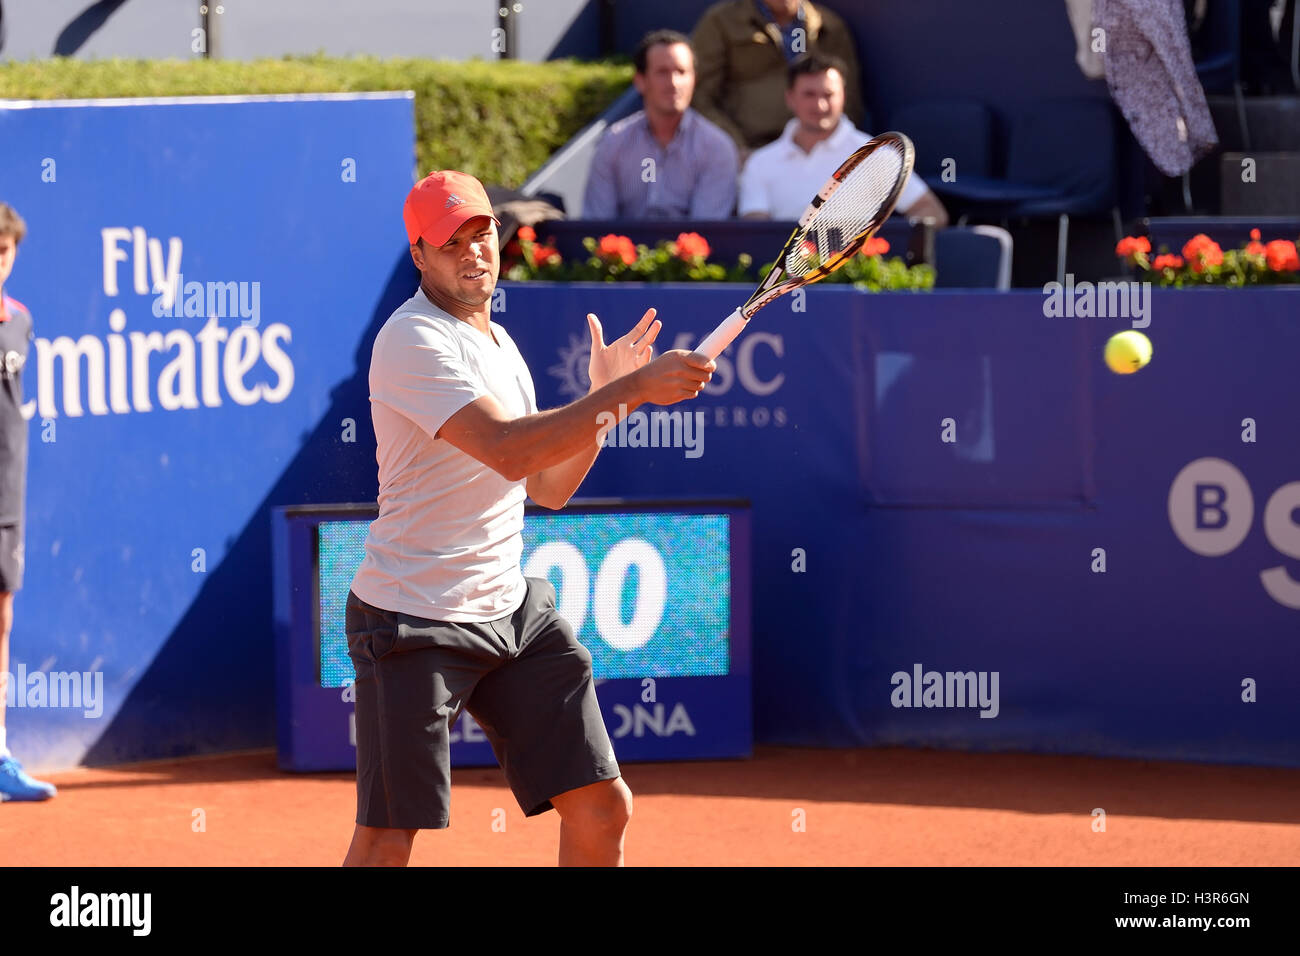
[1168,457,1300,609]
[549,330,785,399]
[610,702,696,738]
[668,330,784,398]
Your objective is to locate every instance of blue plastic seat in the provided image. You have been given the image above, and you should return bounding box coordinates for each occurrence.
[908,97,1120,280]
[889,99,995,181]
[936,98,1118,215]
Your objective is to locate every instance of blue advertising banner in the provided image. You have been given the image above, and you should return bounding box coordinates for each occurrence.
[0,94,416,767]
[494,282,1300,767]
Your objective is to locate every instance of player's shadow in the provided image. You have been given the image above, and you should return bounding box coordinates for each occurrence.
[612,746,1300,824]
[56,745,1300,826]
[80,250,416,767]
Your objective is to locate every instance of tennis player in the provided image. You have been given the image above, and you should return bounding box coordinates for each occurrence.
[0,202,55,803]
[343,170,714,866]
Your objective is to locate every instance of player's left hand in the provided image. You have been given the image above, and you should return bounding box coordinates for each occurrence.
[587,308,661,392]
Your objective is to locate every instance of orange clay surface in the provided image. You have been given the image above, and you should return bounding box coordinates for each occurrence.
[3,746,1298,866]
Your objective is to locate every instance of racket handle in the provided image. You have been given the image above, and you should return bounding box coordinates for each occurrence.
[695,307,748,361]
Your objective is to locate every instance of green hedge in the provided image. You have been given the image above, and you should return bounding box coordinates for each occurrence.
[0,55,632,188]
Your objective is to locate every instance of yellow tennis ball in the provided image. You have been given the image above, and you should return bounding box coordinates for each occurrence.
[1104,330,1152,374]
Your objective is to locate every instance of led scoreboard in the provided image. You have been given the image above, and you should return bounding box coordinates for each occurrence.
[273,501,752,770]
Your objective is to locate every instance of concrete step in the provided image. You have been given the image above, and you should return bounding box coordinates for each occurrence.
[1207,95,1300,151]
[1221,152,1300,215]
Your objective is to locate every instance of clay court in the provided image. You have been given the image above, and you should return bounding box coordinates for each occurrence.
[4,746,1298,866]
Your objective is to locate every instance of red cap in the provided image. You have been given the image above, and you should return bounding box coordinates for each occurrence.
[403,170,499,248]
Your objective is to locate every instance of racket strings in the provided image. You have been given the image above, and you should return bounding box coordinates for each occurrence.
[785,142,908,278]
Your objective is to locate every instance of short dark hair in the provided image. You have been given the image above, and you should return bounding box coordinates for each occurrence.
[0,203,27,244]
[786,51,848,89]
[634,29,693,74]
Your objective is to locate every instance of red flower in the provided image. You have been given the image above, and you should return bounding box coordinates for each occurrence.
[1246,240,1267,257]
[1115,235,1151,258]
[517,225,537,242]
[533,242,562,267]
[862,237,890,257]
[674,231,710,261]
[1250,228,1261,241]
[1182,234,1223,273]
[597,234,637,266]
[1264,239,1299,272]
[1152,254,1184,270]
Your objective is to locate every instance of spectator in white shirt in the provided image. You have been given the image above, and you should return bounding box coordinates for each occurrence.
[738,52,949,226]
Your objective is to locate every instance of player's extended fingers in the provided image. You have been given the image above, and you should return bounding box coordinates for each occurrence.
[629,307,657,341]
[619,308,655,350]
[586,313,606,350]
[637,318,663,351]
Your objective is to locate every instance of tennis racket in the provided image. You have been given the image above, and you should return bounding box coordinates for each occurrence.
[695,131,915,360]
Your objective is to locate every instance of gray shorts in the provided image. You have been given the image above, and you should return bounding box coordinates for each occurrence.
[0,524,23,592]
[345,576,620,829]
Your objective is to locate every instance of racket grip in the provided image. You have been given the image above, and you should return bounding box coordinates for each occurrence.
[695,307,748,361]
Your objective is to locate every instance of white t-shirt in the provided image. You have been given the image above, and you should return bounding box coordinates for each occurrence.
[738,116,930,220]
[350,288,538,622]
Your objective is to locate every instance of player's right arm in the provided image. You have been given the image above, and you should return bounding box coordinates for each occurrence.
[437,351,713,482]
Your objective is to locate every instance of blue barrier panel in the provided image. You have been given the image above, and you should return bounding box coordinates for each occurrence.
[272,501,753,771]
[0,94,415,767]
[495,282,1300,767]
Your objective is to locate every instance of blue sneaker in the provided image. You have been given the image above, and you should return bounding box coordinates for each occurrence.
[0,755,57,801]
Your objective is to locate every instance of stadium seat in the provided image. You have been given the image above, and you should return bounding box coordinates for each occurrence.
[922,97,1121,282]
[1190,0,1247,205]
[1194,0,1242,94]
[934,225,1013,290]
[888,99,995,182]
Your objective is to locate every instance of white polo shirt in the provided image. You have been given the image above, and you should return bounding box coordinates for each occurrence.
[350,288,538,622]
[738,116,930,220]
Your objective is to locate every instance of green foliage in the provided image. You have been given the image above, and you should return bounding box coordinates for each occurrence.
[757,251,935,291]
[835,252,936,291]
[506,231,754,283]
[0,55,632,188]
